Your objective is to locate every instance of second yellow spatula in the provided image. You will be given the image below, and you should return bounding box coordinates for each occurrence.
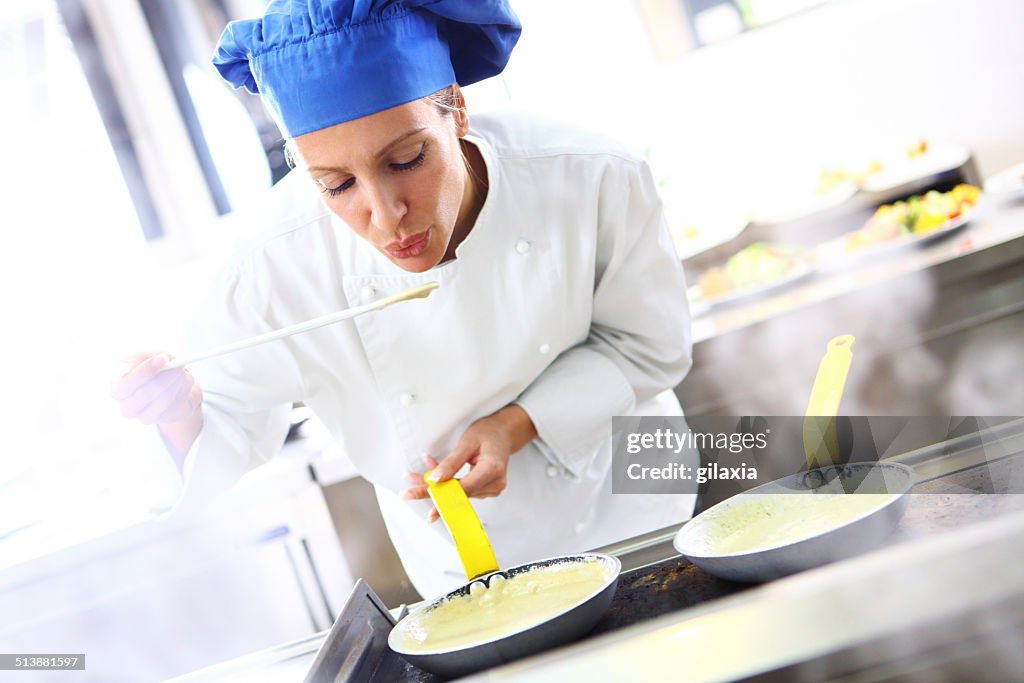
[425,473,500,580]
[803,334,855,471]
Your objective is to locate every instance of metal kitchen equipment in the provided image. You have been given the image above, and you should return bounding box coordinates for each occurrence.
[164,425,1024,682]
[674,333,914,582]
[673,461,915,582]
[384,476,620,677]
[303,579,419,683]
[388,553,621,679]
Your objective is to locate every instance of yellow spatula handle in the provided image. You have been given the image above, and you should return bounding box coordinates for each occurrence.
[803,335,855,471]
[806,335,855,417]
[425,473,500,580]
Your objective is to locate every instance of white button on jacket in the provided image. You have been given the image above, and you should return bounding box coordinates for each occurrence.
[173,112,698,599]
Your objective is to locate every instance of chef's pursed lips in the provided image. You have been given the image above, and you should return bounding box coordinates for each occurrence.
[387,229,431,257]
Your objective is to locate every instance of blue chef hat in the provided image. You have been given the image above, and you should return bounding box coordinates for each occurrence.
[213,0,521,137]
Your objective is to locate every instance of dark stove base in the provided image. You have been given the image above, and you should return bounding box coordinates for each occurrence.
[590,556,751,637]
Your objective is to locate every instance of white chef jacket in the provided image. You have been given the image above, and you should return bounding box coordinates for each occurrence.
[175,111,698,599]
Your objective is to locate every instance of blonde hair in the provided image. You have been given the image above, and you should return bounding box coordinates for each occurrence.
[284,85,462,169]
[423,84,460,114]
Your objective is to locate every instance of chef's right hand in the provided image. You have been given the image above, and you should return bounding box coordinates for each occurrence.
[111,352,202,426]
[111,352,204,462]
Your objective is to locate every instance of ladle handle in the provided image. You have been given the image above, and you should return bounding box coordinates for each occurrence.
[164,282,439,370]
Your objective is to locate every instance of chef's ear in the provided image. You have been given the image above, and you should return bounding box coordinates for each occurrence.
[450,83,470,137]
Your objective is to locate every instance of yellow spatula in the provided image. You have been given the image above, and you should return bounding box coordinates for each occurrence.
[803,334,855,471]
[425,472,500,580]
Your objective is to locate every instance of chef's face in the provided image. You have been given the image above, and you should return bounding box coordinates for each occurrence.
[292,90,472,273]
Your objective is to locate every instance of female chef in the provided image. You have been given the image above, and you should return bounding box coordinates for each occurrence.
[111,0,698,598]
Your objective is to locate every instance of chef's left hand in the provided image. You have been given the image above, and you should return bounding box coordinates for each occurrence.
[401,405,537,523]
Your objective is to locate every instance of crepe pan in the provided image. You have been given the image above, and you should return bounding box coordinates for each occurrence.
[673,461,915,582]
[388,552,620,678]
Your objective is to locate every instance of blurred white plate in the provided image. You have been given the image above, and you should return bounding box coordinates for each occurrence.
[670,218,750,261]
[750,181,858,226]
[985,162,1024,200]
[859,142,970,194]
[688,262,817,309]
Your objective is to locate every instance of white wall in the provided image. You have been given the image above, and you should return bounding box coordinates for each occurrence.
[495,0,1024,226]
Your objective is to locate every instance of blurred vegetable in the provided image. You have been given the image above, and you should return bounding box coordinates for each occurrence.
[846,184,980,251]
[697,243,813,298]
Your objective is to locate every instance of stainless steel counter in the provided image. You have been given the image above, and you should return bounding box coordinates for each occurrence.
[166,421,1024,682]
[465,506,1024,682]
[461,443,1024,682]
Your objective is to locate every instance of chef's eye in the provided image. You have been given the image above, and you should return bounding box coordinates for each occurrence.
[391,144,426,171]
[318,177,355,197]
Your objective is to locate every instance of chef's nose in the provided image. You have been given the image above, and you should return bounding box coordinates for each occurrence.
[364,182,407,235]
